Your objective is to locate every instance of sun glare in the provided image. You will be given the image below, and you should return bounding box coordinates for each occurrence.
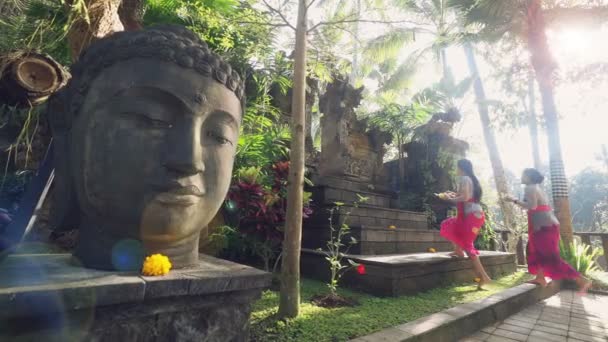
[556,28,592,51]
[548,27,606,65]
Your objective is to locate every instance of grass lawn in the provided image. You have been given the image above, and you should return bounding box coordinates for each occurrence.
[250,271,532,342]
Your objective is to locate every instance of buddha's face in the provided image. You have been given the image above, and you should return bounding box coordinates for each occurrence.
[70,58,241,247]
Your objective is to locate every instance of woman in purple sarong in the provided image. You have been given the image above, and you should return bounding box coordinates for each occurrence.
[508,168,591,294]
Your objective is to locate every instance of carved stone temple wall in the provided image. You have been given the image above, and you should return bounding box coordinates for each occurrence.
[317,77,391,184]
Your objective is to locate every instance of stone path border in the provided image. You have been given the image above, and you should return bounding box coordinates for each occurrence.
[461,290,608,342]
[349,282,560,342]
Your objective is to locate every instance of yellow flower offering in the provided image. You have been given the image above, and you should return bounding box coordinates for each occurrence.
[142,254,172,276]
[437,192,448,200]
[474,277,481,283]
[388,225,396,229]
[428,247,436,253]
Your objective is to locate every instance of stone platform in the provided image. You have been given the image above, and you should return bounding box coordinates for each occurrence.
[0,253,270,341]
[301,249,516,297]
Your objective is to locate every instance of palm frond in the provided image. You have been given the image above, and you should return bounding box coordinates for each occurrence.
[363,28,415,63]
[379,54,419,93]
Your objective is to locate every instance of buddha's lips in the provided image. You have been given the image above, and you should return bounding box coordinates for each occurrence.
[166,185,204,197]
[154,183,205,197]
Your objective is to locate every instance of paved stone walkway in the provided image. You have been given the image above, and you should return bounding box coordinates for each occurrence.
[460,290,608,342]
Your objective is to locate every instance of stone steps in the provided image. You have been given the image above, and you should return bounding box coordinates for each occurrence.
[356,228,452,255]
[311,183,396,209]
[301,250,517,297]
[312,175,395,195]
[306,203,429,232]
[302,226,452,255]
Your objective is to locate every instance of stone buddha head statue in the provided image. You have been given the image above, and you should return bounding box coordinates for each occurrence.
[48,25,244,270]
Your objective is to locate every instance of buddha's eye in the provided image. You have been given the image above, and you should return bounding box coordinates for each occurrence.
[206,130,233,146]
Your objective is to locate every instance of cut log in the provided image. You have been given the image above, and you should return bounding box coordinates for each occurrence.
[0,51,70,108]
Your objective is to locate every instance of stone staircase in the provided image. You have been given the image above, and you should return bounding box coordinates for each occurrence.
[302,176,516,297]
[304,176,450,255]
[303,83,515,297]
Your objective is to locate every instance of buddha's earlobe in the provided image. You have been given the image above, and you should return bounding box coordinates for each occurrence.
[47,91,80,232]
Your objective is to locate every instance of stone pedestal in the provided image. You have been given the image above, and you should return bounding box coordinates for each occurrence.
[0,254,270,341]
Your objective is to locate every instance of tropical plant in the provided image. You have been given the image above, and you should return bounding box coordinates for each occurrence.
[475,202,498,251]
[366,100,431,198]
[412,73,473,114]
[318,195,368,297]
[360,0,470,100]
[0,0,73,64]
[559,239,604,276]
[145,0,275,71]
[226,161,313,272]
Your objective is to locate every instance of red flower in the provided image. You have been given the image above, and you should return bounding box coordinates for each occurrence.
[356,264,366,275]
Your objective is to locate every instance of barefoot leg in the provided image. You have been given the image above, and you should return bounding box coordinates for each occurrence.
[471,255,492,288]
[449,244,465,257]
[527,270,548,287]
[575,276,592,295]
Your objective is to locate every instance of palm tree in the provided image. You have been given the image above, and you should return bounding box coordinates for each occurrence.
[454,0,578,243]
[363,0,520,236]
[527,71,542,170]
[362,0,462,95]
[463,41,518,249]
[526,0,573,243]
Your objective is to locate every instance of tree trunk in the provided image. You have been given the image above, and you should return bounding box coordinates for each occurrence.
[118,0,144,31]
[463,42,517,247]
[527,72,542,170]
[349,0,361,85]
[66,0,124,61]
[527,0,574,244]
[278,0,307,319]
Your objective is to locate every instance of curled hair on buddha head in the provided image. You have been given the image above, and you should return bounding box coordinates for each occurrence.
[48,24,245,134]
[523,168,545,184]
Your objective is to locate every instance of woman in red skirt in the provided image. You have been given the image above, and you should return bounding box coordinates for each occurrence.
[508,168,591,293]
[439,159,492,288]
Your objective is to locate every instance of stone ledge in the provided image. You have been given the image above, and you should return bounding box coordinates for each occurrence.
[0,253,271,319]
[350,282,561,342]
[301,249,516,296]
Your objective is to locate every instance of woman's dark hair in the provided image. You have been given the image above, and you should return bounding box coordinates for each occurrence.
[457,159,482,202]
[523,168,545,184]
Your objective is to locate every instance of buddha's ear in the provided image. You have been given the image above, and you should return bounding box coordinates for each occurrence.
[47,90,72,134]
[47,92,81,232]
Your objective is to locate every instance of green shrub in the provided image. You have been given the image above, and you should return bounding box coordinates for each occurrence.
[559,239,604,276]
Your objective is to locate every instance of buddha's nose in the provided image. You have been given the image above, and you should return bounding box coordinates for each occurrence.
[164,120,204,175]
